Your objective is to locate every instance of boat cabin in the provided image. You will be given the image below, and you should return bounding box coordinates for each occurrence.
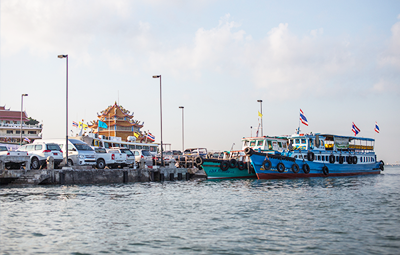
[242,136,288,153]
[290,133,375,152]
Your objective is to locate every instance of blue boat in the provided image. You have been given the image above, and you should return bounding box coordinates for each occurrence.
[245,133,384,179]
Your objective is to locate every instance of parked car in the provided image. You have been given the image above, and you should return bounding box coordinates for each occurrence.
[17,142,64,169]
[93,147,127,169]
[107,147,135,167]
[34,139,97,167]
[155,150,182,165]
[0,145,29,169]
[131,149,153,167]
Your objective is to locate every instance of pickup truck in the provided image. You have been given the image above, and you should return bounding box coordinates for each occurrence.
[0,145,30,169]
[93,147,127,169]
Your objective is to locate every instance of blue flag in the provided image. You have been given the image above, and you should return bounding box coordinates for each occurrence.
[98,120,108,129]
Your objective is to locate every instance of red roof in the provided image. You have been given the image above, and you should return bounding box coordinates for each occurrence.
[0,107,28,122]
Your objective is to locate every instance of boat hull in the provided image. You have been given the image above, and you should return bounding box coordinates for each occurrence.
[249,152,382,180]
[201,161,256,179]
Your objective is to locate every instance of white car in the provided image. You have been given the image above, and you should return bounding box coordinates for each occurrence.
[131,149,153,167]
[17,142,64,169]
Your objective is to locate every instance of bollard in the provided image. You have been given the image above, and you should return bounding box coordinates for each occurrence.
[170,173,174,181]
[160,172,165,181]
[151,171,155,182]
[0,160,4,171]
[46,156,55,170]
[123,171,129,183]
[178,172,182,180]
[59,172,65,185]
[186,173,190,181]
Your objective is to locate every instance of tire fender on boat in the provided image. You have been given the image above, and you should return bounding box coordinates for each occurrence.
[237,161,245,170]
[379,160,384,171]
[322,166,329,176]
[220,161,229,171]
[302,163,310,174]
[277,162,285,173]
[352,156,358,164]
[229,159,237,168]
[307,151,315,162]
[195,156,203,165]
[262,159,272,170]
[339,156,344,164]
[347,156,353,164]
[329,154,335,164]
[244,147,254,156]
[291,163,300,173]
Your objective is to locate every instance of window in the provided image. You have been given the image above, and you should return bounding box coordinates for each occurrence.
[301,139,306,144]
[35,145,42,150]
[26,145,34,151]
[317,155,321,161]
[267,141,272,150]
[250,141,256,146]
[257,140,263,146]
[28,131,36,134]
[6,130,13,134]
[295,139,300,144]
[16,131,25,134]
[322,156,325,161]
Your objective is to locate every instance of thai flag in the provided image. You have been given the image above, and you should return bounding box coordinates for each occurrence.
[374,122,380,133]
[72,121,78,127]
[147,133,155,141]
[299,109,308,126]
[352,122,361,136]
[24,137,31,143]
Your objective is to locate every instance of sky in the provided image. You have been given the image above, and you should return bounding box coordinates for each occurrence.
[0,0,399,164]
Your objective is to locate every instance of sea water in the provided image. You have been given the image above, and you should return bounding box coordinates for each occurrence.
[1,166,400,254]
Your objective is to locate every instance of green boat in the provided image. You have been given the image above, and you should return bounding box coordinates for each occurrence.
[199,158,256,179]
[197,135,288,179]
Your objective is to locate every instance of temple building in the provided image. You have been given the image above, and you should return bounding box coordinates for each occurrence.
[0,106,42,146]
[88,102,154,143]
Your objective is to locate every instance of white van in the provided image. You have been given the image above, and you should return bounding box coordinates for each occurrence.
[35,139,96,167]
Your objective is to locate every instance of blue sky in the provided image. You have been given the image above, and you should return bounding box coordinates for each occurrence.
[1,0,399,163]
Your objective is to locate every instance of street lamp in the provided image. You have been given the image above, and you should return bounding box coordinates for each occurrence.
[179,106,184,152]
[20,94,28,145]
[58,54,69,166]
[152,75,164,166]
[257,99,263,137]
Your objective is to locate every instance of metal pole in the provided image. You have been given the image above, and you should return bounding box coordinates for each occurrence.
[179,106,184,152]
[20,94,28,145]
[153,75,163,166]
[257,100,263,136]
[58,54,69,166]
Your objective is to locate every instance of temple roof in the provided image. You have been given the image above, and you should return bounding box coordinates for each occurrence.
[0,106,28,122]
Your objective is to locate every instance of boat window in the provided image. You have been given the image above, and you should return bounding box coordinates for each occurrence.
[360,157,363,163]
[372,158,374,162]
[301,139,306,144]
[294,155,298,158]
[317,155,321,161]
[295,139,300,144]
[320,140,324,147]
[278,142,282,148]
[250,141,256,146]
[336,156,339,162]
[322,155,325,161]
[244,141,249,146]
[257,140,263,146]
[267,141,272,150]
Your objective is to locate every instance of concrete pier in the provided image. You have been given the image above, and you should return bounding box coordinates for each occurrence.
[0,165,207,185]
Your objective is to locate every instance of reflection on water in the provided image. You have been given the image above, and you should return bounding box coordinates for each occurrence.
[1,167,399,254]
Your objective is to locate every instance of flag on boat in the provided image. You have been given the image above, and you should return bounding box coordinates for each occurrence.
[374,122,380,133]
[299,109,308,126]
[24,137,31,143]
[79,121,88,130]
[98,120,108,129]
[147,132,155,141]
[352,122,361,136]
[133,132,140,138]
[72,121,78,127]
[258,111,263,118]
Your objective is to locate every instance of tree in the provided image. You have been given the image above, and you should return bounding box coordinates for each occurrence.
[25,117,39,125]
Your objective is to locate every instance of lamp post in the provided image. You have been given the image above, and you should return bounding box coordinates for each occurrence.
[58,54,69,166]
[257,100,263,137]
[152,75,163,166]
[20,94,28,145]
[179,106,184,152]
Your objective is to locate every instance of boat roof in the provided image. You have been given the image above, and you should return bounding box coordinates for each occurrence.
[242,136,288,140]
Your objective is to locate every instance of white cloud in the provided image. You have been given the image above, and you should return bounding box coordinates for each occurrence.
[378,19,400,70]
